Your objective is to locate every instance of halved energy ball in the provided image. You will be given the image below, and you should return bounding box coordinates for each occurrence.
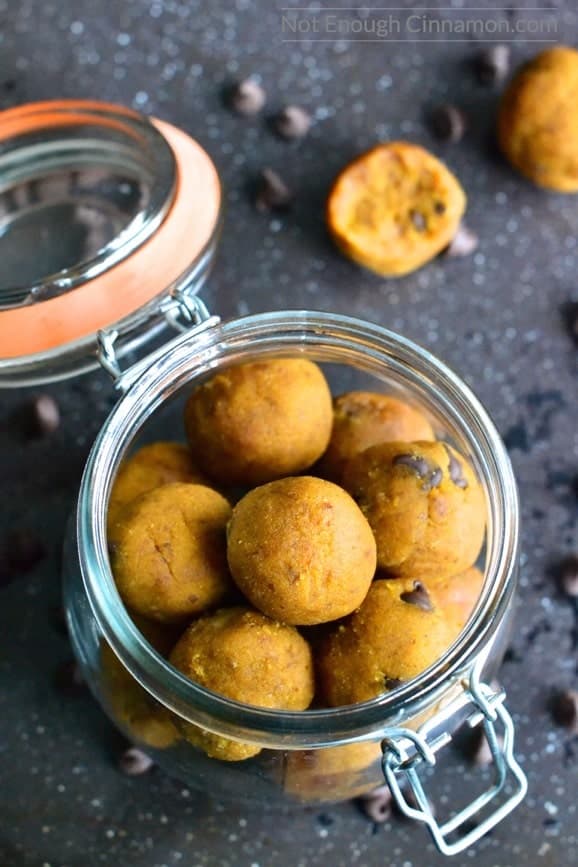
[110,482,233,623]
[327,141,466,277]
[184,358,333,487]
[227,476,377,625]
[169,607,314,761]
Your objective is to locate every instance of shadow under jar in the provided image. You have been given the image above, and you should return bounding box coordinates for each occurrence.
[64,311,527,858]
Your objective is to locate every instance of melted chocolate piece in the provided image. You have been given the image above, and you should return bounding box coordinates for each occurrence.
[400,581,434,612]
[383,677,404,690]
[444,445,468,489]
[393,453,442,492]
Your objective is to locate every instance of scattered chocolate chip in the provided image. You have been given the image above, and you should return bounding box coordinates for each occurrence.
[562,301,578,346]
[27,394,60,436]
[429,103,467,143]
[3,79,16,92]
[254,168,293,213]
[359,786,393,823]
[316,813,334,828]
[444,445,468,489]
[400,581,433,612]
[475,44,511,86]
[551,689,578,734]
[54,660,85,695]
[274,105,312,140]
[558,556,578,598]
[118,746,155,776]
[384,677,404,691]
[444,224,479,258]
[393,453,442,492]
[4,528,46,574]
[228,78,266,116]
[410,210,427,231]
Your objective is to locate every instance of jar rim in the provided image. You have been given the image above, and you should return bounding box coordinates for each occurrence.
[77,310,520,748]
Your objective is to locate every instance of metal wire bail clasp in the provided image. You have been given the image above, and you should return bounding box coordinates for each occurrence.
[381,669,528,857]
[96,289,220,393]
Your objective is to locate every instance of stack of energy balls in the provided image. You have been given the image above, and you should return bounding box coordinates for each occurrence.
[105,358,486,762]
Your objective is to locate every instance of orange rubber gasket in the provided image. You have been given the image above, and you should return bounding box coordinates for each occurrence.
[0,105,221,359]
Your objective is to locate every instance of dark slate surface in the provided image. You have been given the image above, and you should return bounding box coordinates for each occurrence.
[1,1,578,865]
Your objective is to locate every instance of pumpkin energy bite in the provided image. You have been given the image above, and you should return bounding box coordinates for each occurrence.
[184,358,333,487]
[227,476,377,625]
[343,440,485,580]
[111,482,233,623]
[101,615,181,750]
[327,141,466,277]
[107,441,208,534]
[169,607,314,761]
[316,578,454,707]
[318,391,435,485]
[498,46,578,192]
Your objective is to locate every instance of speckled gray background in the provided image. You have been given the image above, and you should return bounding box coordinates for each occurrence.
[1,1,578,865]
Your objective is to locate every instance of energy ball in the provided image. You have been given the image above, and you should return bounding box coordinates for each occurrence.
[283,741,382,802]
[318,391,435,485]
[316,579,454,707]
[427,566,485,638]
[111,482,233,623]
[227,476,377,625]
[108,441,207,534]
[101,615,181,750]
[184,358,333,487]
[169,607,315,761]
[343,440,485,580]
[498,46,578,192]
[327,141,466,277]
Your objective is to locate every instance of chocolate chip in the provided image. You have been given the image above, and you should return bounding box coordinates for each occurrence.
[27,394,60,436]
[430,103,467,143]
[274,105,312,140]
[551,690,578,734]
[228,78,266,116]
[4,528,46,574]
[118,746,155,776]
[444,445,468,489]
[359,786,393,823]
[444,224,479,259]
[434,201,446,215]
[400,581,433,612]
[562,301,578,346]
[54,660,85,695]
[393,453,442,492]
[254,168,293,212]
[558,556,578,598]
[410,210,427,231]
[384,677,404,691]
[476,44,511,86]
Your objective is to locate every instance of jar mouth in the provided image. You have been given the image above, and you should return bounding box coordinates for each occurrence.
[78,311,520,749]
[0,100,177,308]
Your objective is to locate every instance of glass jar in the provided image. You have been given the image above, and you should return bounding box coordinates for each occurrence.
[64,311,526,857]
[0,99,527,858]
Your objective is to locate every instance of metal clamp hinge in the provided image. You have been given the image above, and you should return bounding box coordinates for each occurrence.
[380,677,528,857]
[97,291,220,392]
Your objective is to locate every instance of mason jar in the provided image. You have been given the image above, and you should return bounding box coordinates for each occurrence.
[1,101,527,859]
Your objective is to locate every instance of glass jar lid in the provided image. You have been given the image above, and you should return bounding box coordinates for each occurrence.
[0,100,222,386]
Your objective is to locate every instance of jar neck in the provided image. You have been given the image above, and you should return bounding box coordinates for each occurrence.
[77,311,520,748]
